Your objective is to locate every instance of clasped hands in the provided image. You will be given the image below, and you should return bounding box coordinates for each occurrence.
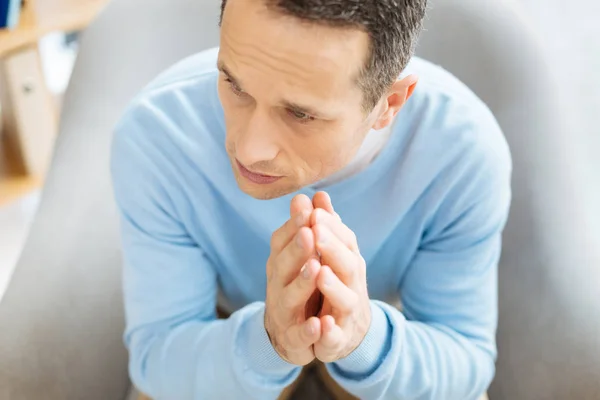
[265,192,371,365]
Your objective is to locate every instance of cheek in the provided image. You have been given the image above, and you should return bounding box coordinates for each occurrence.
[287,129,352,176]
[315,123,369,175]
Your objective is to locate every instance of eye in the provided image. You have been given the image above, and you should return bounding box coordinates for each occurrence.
[287,109,315,123]
[225,78,245,97]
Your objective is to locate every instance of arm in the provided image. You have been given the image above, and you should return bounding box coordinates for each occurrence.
[111,104,301,400]
[321,143,511,399]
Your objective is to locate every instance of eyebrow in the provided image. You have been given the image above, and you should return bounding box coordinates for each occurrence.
[217,60,327,119]
[217,60,239,84]
[280,100,324,119]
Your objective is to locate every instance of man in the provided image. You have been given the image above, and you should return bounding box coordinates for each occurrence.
[111,0,511,399]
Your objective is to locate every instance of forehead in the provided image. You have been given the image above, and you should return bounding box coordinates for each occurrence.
[219,0,369,107]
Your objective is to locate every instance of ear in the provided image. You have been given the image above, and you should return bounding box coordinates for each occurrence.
[372,74,419,130]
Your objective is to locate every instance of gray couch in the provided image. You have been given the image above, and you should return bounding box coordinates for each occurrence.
[0,0,598,399]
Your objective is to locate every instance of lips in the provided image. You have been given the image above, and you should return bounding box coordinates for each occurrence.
[236,160,283,185]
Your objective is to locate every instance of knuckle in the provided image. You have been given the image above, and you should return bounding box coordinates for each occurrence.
[315,348,335,363]
[266,257,274,278]
[356,254,366,272]
[349,230,358,245]
[270,231,280,249]
[267,258,280,282]
[300,326,311,342]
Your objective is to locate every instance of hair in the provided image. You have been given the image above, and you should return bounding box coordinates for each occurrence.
[219,0,428,112]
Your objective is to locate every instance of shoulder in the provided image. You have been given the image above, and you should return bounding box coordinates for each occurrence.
[116,47,222,132]
[400,56,512,188]
[112,46,224,155]
[111,47,226,199]
[141,47,221,95]
[391,57,512,235]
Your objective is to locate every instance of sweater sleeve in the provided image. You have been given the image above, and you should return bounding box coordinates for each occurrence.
[110,104,300,400]
[326,129,512,400]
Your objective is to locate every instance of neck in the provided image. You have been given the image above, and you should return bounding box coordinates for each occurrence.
[311,120,395,190]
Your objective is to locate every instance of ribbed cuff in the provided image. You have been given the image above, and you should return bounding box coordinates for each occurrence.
[238,304,300,377]
[333,301,391,377]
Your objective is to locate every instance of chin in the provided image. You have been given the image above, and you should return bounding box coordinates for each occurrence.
[238,185,295,200]
[235,176,299,200]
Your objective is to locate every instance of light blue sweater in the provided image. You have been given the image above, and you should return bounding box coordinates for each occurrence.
[111,48,511,400]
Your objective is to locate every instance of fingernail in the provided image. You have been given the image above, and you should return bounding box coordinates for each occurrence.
[305,323,314,335]
[301,264,310,279]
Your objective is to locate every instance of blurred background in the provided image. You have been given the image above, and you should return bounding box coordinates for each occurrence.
[0,0,598,399]
[1,0,598,295]
[1,0,105,296]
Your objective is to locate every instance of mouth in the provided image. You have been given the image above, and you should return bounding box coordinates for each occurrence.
[236,160,283,185]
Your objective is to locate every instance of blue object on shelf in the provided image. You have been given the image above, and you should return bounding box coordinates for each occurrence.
[0,0,21,29]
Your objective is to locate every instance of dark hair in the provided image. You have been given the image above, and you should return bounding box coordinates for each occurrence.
[220,0,428,112]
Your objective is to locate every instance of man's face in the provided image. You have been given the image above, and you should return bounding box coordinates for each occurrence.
[218,0,383,200]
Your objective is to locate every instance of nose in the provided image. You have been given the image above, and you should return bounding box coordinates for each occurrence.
[235,108,279,166]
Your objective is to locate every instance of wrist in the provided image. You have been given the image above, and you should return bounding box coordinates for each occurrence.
[239,303,300,376]
[342,300,372,358]
[264,309,294,364]
[333,301,391,377]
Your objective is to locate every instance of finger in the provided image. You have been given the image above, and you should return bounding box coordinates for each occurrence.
[270,209,312,254]
[313,224,361,283]
[286,316,321,349]
[291,194,314,217]
[317,265,357,314]
[273,227,315,285]
[310,209,358,252]
[316,315,345,362]
[281,258,321,311]
[312,191,334,214]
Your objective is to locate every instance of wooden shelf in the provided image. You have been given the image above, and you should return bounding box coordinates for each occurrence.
[0,175,41,206]
[0,127,40,205]
[0,0,108,206]
[0,0,108,57]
